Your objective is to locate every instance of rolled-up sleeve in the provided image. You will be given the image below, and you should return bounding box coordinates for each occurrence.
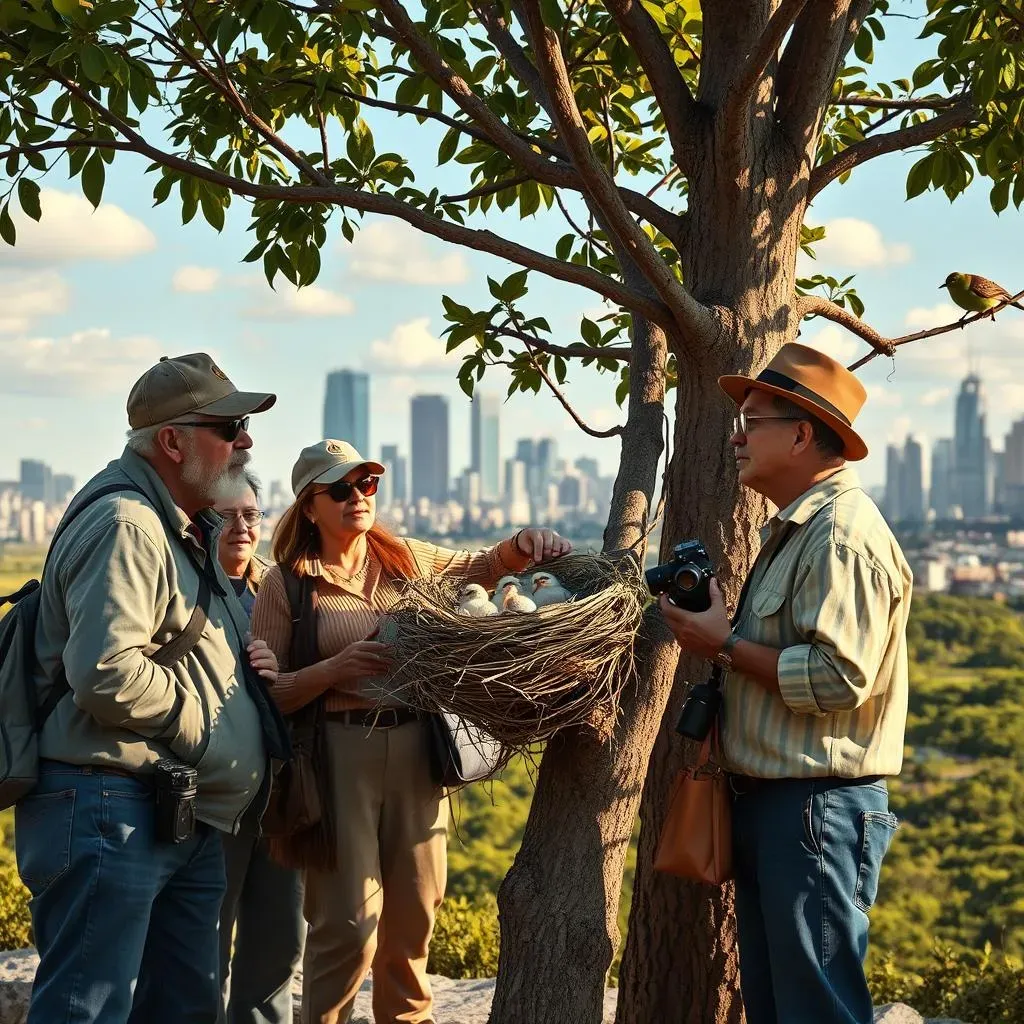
[405,537,527,590]
[776,543,897,716]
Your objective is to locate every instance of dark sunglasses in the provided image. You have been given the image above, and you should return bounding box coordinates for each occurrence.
[318,475,380,502]
[171,416,250,442]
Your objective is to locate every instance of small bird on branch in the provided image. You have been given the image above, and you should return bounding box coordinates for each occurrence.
[940,272,1024,324]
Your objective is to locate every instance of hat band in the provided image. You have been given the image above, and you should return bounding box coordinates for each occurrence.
[757,369,852,427]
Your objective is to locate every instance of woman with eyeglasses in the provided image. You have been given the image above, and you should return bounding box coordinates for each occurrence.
[215,471,305,1024]
[250,439,571,1024]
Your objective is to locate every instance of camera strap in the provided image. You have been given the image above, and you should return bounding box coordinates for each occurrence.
[708,520,797,690]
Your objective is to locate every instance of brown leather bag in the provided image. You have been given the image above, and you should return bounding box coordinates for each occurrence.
[654,726,733,884]
[263,571,337,872]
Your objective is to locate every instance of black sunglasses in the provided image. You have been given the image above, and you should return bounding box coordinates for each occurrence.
[318,476,380,502]
[171,416,250,442]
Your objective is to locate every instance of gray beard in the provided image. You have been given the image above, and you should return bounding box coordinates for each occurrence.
[181,449,250,507]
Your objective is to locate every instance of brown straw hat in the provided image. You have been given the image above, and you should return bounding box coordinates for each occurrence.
[718,342,869,460]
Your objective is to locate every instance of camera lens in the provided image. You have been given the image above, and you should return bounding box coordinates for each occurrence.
[674,565,702,592]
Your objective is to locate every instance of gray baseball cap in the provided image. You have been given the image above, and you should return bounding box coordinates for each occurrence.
[127,352,276,429]
[291,440,386,496]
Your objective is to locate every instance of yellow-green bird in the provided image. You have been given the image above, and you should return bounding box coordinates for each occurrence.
[940,272,1024,323]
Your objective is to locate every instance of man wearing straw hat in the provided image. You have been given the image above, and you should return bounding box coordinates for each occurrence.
[660,343,912,1024]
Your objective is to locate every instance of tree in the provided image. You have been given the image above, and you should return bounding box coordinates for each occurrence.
[0,0,1021,1020]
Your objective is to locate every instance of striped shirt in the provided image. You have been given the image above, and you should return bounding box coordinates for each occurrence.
[721,467,912,779]
[250,536,529,714]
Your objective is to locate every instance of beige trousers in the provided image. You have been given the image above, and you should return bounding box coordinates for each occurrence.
[302,719,448,1024]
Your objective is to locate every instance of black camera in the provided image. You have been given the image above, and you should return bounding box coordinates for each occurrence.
[153,758,198,844]
[645,539,716,613]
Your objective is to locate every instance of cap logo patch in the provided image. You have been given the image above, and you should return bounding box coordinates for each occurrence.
[326,440,344,455]
[210,363,228,380]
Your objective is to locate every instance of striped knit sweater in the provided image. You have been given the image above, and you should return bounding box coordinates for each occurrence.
[250,536,531,714]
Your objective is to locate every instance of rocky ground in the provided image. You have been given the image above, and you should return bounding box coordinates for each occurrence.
[0,949,967,1023]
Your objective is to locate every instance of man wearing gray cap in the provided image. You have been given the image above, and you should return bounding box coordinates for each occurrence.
[15,353,291,1024]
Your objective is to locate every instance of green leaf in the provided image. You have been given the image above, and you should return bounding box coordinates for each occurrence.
[580,317,601,346]
[502,269,528,301]
[80,44,106,83]
[906,155,933,199]
[437,126,460,166]
[152,173,174,207]
[17,178,41,222]
[853,29,873,63]
[81,151,105,208]
[990,177,1010,215]
[0,204,15,247]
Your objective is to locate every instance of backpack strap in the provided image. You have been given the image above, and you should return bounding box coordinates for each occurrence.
[282,569,320,672]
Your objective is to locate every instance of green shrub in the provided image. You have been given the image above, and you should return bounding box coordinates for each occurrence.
[428,895,500,979]
[0,861,31,951]
[869,945,1024,1024]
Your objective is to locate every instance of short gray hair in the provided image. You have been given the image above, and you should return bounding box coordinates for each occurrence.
[125,424,162,456]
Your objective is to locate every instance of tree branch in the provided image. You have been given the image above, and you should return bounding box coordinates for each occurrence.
[471,0,551,111]
[722,0,809,153]
[808,96,976,199]
[835,94,960,110]
[441,174,530,203]
[520,0,710,342]
[797,291,1024,373]
[602,0,698,172]
[497,325,631,361]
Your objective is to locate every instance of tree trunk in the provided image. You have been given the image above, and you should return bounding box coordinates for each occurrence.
[489,314,677,1024]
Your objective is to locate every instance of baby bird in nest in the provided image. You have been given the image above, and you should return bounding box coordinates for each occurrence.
[457,583,498,617]
[500,581,537,614]
[530,571,573,608]
[491,574,523,612]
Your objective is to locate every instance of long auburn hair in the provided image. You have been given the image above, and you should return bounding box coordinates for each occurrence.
[271,486,416,581]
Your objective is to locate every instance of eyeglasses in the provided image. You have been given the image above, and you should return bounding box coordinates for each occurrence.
[317,476,380,502]
[215,508,265,527]
[732,413,804,436]
[170,416,250,442]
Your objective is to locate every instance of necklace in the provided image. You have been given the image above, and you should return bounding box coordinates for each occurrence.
[326,556,369,585]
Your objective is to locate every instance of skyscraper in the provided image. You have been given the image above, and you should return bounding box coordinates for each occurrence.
[410,395,449,504]
[1004,419,1024,516]
[470,393,501,500]
[901,435,926,525]
[953,373,989,519]
[19,459,52,504]
[380,444,407,504]
[884,445,903,523]
[931,438,954,518]
[323,370,370,455]
[536,438,559,490]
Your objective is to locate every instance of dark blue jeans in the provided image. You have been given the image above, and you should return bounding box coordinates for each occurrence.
[732,775,898,1024]
[15,762,226,1024]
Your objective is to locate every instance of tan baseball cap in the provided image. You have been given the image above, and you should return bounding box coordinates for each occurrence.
[126,352,276,429]
[291,439,386,496]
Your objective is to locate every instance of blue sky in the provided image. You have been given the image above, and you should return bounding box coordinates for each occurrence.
[0,13,1021,497]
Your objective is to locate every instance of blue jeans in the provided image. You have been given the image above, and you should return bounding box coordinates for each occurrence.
[731,775,898,1024]
[219,825,305,1024]
[15,762,226,1024]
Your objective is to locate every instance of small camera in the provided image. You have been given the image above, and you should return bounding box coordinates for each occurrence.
[645,539,716,613]
[153,758,198,844]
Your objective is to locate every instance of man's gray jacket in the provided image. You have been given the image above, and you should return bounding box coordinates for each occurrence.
[34,447,288,833]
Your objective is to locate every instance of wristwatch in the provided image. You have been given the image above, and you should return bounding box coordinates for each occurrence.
[713,631,741,671]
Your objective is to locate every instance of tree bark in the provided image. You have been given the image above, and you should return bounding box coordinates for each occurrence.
[489,313,678,1024]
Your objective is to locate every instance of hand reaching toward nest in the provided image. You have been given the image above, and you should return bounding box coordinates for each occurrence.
[328,639,393,692]
[514,528,573,563]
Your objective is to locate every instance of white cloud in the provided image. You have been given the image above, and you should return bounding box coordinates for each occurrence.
[368,317,456,371]
[920,386,952,407]
[248,283,354,319]
[0,328,163,396]
[904,303,961,330]
[0,271,70,334]
[802,217,911,271]
[800,324,859,365]
[173,265,221,293]
[0,189,156,264]
[865,383,902,408]
[348,221,470,286]
[886,414,913,443]
[587,406,623,431]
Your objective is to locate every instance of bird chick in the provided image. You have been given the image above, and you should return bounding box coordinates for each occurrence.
[500,581,537,614]
[457,583,498,617]
[491,574,522,612]
[530,571,573,607]
[940,272,1023,323]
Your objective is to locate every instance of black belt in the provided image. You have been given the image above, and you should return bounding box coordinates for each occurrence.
[325,708,422,729]
[729,773,885,796]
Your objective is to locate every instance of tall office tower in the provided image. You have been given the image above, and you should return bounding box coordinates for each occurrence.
[504,458,531,525]
[535,437,559,489]
[884,445,904,523]
[470,393,501,501]
[1004,419,1024,516]
[323,370,370,455]
[410,396,450,504]
[930,439,953,518]
[52,473,76,506]
[900,435,926,525]
[380,444,408,504]
[19,459,52,504]
[953,373,989,518]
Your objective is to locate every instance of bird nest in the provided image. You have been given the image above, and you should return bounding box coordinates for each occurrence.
[376,552,646,750]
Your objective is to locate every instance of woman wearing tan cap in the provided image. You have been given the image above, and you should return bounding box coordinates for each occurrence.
[251,439,571,1024]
